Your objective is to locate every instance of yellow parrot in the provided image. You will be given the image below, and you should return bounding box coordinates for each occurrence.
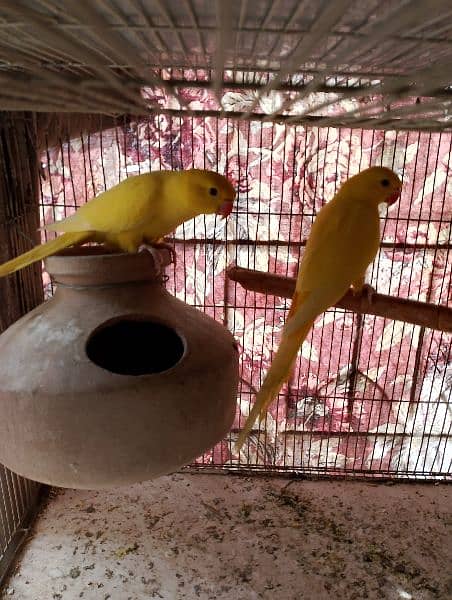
[235,166,402,451]
[0,169,235,278]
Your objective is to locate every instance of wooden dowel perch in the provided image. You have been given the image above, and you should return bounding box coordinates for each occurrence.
[227,267,452,333]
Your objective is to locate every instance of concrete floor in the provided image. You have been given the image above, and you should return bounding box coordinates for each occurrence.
[1,474,451,600]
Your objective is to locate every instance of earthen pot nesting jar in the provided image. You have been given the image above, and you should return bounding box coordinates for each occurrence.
[0,248,239,488]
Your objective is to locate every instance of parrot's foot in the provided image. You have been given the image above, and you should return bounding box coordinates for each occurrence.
[139,242,176,267]
[353,283,376,303]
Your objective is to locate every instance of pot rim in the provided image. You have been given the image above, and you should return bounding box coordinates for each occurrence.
[45,247,172,286]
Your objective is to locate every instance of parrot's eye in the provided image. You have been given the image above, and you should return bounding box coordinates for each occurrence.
[381,179,390,187]
[209,187,218,197]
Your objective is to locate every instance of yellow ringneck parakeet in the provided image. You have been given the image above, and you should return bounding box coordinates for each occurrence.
[236,166,402,451]
[0,169,235,278]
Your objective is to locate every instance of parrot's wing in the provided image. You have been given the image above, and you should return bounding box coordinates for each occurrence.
[286,201,373,337]
[43,211,94,233]
[284,287,332,337]
[44,175,159,235]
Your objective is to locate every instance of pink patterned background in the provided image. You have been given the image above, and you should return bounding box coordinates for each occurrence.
[39,86,451,478]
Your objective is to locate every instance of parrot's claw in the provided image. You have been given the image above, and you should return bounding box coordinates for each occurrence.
[139,241,177,267]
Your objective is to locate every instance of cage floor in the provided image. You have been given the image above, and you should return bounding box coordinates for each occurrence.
[1,475,450,600]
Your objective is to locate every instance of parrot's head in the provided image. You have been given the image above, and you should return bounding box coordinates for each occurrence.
[184,169,236,218]
[345,167,402,206]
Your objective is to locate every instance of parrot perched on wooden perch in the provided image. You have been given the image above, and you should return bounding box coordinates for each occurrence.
[0,169,235,278]
[235,166,402,451]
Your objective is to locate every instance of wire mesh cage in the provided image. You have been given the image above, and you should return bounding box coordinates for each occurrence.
[36,113,452,480]
[0,113,43,579]
[0,0,451,129]
[0,465,40,586]
[0,0,451,583]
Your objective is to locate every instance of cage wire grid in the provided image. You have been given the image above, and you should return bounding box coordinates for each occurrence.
[0,465,40,586]
[0,112,44,580]
[0,0,451,587]
[36,112,452,480]
[0,1,451,131]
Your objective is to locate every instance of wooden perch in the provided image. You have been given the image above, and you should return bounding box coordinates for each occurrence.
[227,267,452,333]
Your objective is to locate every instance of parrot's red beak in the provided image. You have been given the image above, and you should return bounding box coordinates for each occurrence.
[387,189,401,205]
[216,200,234,219]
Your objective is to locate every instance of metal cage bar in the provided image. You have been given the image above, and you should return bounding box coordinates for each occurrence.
[0,2,450,128]
[0,113,44,584]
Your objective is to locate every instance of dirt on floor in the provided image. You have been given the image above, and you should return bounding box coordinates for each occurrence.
[1,474,451,600]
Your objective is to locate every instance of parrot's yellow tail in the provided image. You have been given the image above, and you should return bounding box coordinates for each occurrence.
[0,231,91,278]
[235,319,314,452]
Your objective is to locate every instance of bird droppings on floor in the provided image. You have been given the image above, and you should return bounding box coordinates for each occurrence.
[1,474,451,600]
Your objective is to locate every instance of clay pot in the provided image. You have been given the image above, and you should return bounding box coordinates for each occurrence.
[0,248,239,488]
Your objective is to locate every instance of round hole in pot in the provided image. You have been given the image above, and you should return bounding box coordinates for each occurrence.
[86,315,185,376]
